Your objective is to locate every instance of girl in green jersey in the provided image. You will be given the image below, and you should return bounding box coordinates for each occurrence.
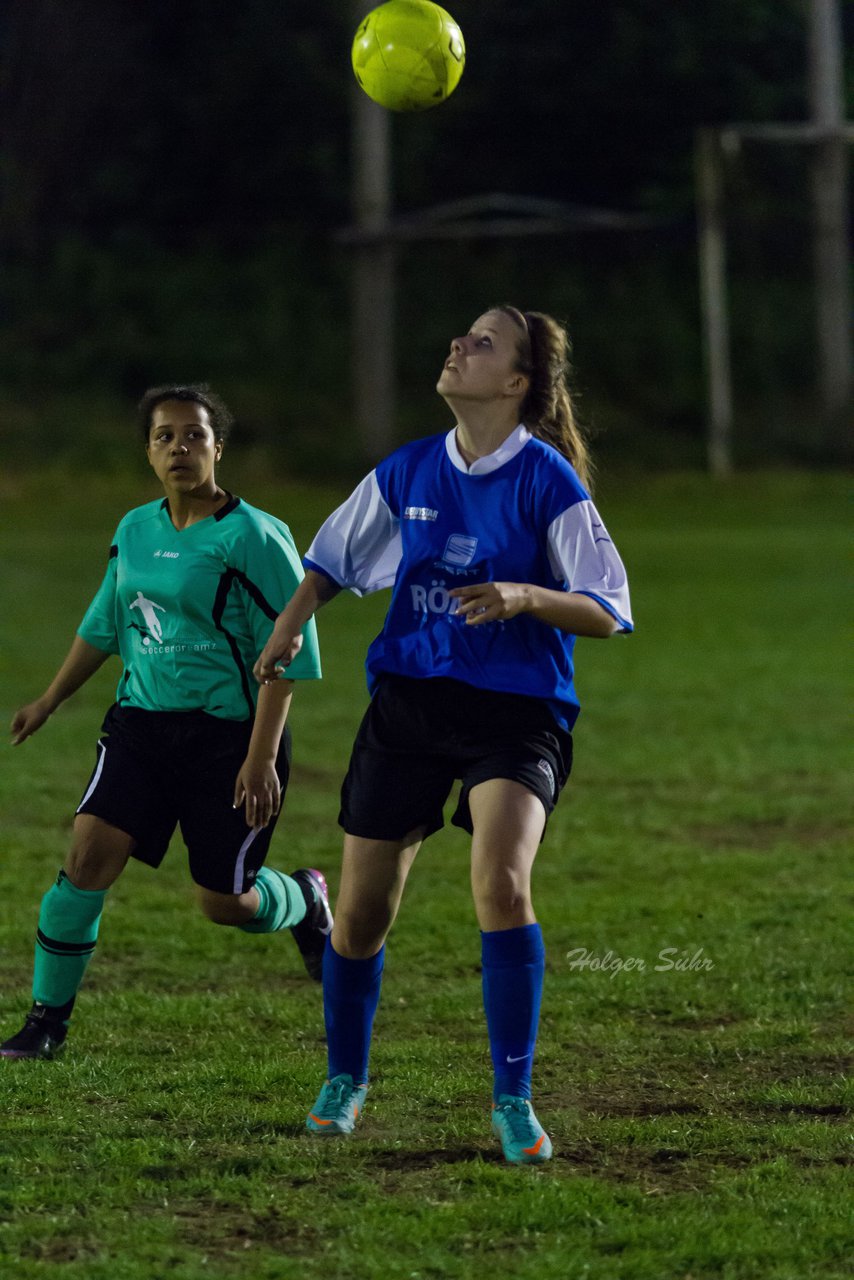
[2,385,331,1060]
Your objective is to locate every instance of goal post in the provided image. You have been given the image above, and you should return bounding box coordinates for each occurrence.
[696,122,852,475]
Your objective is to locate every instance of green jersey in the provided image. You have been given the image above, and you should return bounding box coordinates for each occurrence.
[78,495,321,720]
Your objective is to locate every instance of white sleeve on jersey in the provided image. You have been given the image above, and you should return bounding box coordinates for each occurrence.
[304,471,402,597]
[546,500,633,631]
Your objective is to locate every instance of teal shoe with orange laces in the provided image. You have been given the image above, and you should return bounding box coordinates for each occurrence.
[306,1073,368,1135]
[491,1095,553,1164]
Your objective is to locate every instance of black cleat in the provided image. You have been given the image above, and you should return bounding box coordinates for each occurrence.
[0,1000,73,1060]
[289,869,333,982]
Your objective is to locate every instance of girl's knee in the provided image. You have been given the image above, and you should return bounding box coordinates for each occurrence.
[471,866,533,927]
[64,846,98,887]
[198,885,256,926]
[65,833,129,891]
[331,907,388,959]
[68,815,135,882]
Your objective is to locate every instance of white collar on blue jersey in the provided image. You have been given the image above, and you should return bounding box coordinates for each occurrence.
[445,424,532,475]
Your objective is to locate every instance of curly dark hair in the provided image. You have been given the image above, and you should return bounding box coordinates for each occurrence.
[137,383,234,444]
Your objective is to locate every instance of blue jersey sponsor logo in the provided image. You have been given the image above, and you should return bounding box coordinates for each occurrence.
[441,533,478,568]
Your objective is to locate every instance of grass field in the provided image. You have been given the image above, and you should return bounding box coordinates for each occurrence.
[0,466,850,1280]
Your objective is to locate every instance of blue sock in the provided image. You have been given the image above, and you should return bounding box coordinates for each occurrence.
[323,939,384,1085]
[481,923,545,1101]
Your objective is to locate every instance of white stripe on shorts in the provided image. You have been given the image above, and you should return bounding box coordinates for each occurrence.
[76,741,107,813]
[233,826,260,894]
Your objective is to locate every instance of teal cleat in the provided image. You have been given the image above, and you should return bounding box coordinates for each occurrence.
[306,1073,368,1136]
[491,1095,553,1165]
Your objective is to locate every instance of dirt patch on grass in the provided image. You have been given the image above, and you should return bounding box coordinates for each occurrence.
[576,1082,850,1124]
[175,1203,321,1256]
[371,1138,754,1194]
[584,1098,705,1118]
[556,1140,850,1192]
[758,1102,849,1118]
[687,818,850,851]
[556,1141,744,1191]
[647,1012,743,1029]
[372,1145,500,1171]
[20,1237,105,1263]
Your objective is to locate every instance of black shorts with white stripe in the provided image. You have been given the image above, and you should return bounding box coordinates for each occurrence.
[76,703,291,894]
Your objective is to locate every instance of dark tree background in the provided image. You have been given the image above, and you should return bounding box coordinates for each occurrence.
[0,0,844,471]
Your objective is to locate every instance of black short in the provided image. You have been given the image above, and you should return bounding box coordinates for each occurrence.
[339,676,573,842]
[76,704,292,894]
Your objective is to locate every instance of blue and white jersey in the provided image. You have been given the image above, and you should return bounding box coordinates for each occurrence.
[304,425,632,729]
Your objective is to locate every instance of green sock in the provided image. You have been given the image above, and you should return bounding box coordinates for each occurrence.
[33,870,105,1012]
[239,867,308,934]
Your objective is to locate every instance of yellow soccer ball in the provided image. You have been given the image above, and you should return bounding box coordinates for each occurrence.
[352,0,465,113]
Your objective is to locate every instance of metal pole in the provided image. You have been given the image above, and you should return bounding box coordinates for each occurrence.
[696,129,734,477]
[351,8,396,462]
[807,0,851,443]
